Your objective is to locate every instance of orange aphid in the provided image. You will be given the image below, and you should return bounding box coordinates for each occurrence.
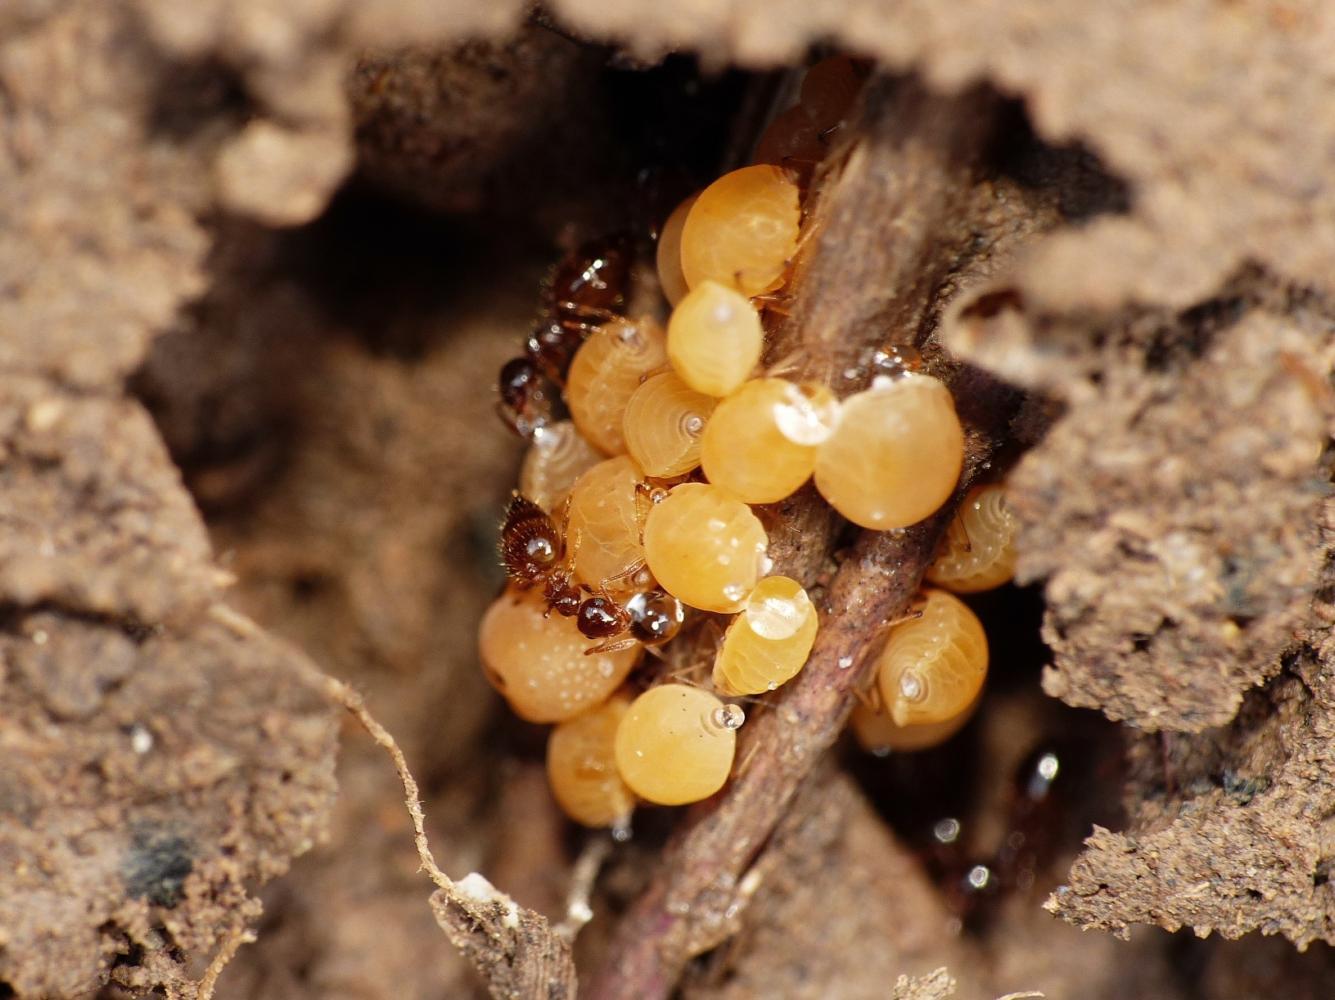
[680,165,801,298]
[478,587,641,723]
[656,194,697,307]
[566,317,668,455]
[712,576,818,695]
[850,696,976,754]
[925,483,1018,593]
[614,683,740,805]
[667,281,765,397]
[876,588,988,728]
[622,371,716,478]
[814,373,964,530]
[642,482,769,613]
[565,455,646,592]
[520,420,603,513]
[700,378,839,503]
[547,694,636,827]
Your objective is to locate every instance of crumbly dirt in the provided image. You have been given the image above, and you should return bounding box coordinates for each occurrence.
[6,0,1335,996]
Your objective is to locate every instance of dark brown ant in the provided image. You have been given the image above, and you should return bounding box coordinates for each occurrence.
[498,493,582,612]
[577,588,684,655]
[499,494,683,655]
[496,235,633,440]
[525,235,633,383]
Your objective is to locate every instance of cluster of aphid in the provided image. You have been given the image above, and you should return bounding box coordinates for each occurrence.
[479,57,1021,829]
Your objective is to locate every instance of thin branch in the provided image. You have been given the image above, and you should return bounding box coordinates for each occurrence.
[208,603,577,1000]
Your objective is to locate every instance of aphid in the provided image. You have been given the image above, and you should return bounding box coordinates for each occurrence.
[849,696,978,754]
[814,372,964,530]
[621,371,716,478]
[925,483,1018,593]
[520,420,603,513]
[566,317,668,455]
[655,194,697,307]
[574,588,685,654]
[876,588,988,728]
[614,683,741,805]
[752,105,827,172]
[700,378,839,503]
[712,576,818,695]
[478,586,641,723]
[798,56,864,132]
[565,455,647,592]
[496,357,560,440]
[666,281,764,397]
[546,693,637,827]
[642,482,769,613]
[680,165,801,298]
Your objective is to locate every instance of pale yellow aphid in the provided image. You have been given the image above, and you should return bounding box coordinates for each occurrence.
[680,165,801,298]
[712,576,818,695]
[547,693,636,827]
[656,194,697,307]
[667,281,764,397]
[622,371,717,478]
[566,455,646,592]
[849,696,976,753]
[642,482,768,613]
[700,378,839,503]
[925,483,1018,593]
[876,588,987,728]
[566,317,668,455]
[520,420,603,513]
[814,373,964,530]
[478,587,641,723]
[614,683,740,805]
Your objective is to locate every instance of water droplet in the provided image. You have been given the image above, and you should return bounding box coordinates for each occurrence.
[837,655,854,669]
[933,817,961,844]
[611,818,633,842]
[712,704,745,731]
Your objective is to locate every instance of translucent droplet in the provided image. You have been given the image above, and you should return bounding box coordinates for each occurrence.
[837,655,854,669]
[899,672,923,701]
[932,817,961,844]
[712,703,746,731]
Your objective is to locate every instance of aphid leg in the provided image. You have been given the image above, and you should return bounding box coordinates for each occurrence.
[584,636,638,656]
[763,347,806,379]
[852,681,880,713]
[735,737,762,777]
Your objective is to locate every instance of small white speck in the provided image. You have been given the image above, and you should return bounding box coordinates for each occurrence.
[899,673,922,700]
[31,630,48,646]
[1037,751,1060,782]
[933,817,961,844]
[966,864,991,890]
[837,655,853,669]
[130,725,154,754]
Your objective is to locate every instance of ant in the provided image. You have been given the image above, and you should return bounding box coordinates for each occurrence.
[496,236,633,440]
[498,493,683,655]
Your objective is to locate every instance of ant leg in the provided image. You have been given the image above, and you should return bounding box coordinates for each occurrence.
[584,636,638,656]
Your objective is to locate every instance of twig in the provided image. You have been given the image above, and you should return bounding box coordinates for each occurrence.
[556,835,612,941]
[194,924,256,1000]
[212,601,581,1000]
[587,77,1031,999]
